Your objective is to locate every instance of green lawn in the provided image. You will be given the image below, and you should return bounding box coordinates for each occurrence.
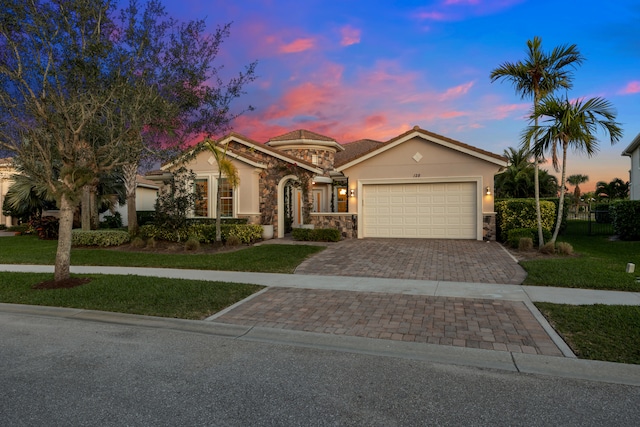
[536,302,640,365]
[520,221,640,291]
[0,236,324,273]
[0,236,322,319]
[0,272,262,320]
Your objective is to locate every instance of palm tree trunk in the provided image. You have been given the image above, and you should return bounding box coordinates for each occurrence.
[216,171,222,242]
[534,158,544,247]
[551,142,568,244]
[123,163,138,236]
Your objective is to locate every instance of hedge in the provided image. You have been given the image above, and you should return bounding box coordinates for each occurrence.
[139,223,263,244]
[610,200,640,240]
[495,199,555,242]
[72,230,131,247]
[292,227,341,242]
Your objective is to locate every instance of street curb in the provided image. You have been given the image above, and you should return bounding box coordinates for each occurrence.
[2,303,639,387]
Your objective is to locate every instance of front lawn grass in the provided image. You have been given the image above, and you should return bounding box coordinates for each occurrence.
[520,221,640,291]
[0,236,324,273]
[0,272,263,319]
[536,302,640,365]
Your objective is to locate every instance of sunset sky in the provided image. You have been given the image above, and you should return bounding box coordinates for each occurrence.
[159,0,639,192]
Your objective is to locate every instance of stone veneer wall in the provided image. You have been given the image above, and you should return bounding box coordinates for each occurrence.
[310,213,357,239]
[279,148,335,173]
[483,213,496,241]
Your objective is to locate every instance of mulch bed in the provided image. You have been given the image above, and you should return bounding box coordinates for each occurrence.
[32,277,93,290]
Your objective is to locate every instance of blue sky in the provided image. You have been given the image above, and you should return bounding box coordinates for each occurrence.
[158,0,639,191]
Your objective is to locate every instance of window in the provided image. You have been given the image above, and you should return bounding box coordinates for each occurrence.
[337,186,348,213]
[194,179,208,217]
[219,178,233,217]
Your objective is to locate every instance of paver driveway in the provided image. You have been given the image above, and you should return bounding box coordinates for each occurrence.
[294,238,527,284]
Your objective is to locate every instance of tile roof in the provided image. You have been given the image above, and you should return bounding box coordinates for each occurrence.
[334,139,384,167]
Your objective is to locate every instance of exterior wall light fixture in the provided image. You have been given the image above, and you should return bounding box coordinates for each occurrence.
[350,189,356,198]
[485,186,491,195]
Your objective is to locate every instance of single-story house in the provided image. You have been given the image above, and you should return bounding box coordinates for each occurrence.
[99,176,159,226]
[152,126,508,240]
[622,132,640,200]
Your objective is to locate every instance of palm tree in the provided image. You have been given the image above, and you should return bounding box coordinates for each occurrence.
[566,174,589,210]
[494,147,559,198]
[596,178,629,201]
[204,139,240,242]
[523,96,623,243]
[490,37,583,247]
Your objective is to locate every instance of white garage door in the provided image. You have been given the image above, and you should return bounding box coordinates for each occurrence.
[362,182,477,239]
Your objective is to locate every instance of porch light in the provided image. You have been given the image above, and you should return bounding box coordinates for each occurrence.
[350,189,356,198]
[485,186,491,195]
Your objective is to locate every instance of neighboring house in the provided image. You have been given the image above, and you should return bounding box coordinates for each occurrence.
[152,126,508,240]
[622,132,640,200]
[99,176,159,226]
[0,157,16,227]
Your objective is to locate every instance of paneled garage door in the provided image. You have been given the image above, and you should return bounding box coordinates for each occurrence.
[362,182,477,239]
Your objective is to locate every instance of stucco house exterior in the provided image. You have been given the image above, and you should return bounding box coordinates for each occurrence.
[0,157,16,227]
[622,132,640,200]
[155,126,508,240]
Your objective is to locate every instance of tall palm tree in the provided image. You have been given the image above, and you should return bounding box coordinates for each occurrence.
[204,139,240,242]
[566,174,589,209]
[490,37,583,247]
[523,96,623,243]
[495,146,559,198]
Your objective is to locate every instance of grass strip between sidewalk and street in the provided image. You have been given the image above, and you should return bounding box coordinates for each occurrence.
[0,272,263,320]
[536,302,640,365]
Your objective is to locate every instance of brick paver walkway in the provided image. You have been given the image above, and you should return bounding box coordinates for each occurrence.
[293,239,527,284]
[216,287,563,357]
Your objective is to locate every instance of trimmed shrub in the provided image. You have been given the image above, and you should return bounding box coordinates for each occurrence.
[186,217,248,226]
[506,227,551,248]
[7,224,30,234]
[29,216,59,240]
[0,224,6,230]
[292,227,341,242]
[72,230,130,247]
[225,234,242,246]
[556,242,573,255]
[184,237,200,251]
[130,237,146,248]
[610,200,640,240]
[539,242,556,255]
[518,237,533,251]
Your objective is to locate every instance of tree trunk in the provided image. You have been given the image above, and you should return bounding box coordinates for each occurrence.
[81,185,91,231]
[123,163,138,235]
[55,193,75,282]
[90,180,99,230]
[551,143,568,244]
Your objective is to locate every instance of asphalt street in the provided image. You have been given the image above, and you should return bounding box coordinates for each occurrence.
[2,309,639,426]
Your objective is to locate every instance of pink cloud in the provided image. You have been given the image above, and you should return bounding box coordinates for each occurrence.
[414,0,523,22]
[279,37,316,53]
[438,81,475,101]
[340,25,361,46]
[620,81,640,95]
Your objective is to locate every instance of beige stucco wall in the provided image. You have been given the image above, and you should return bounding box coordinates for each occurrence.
[0,165,16,226]
[341,136,502,215]
[182,151,262,219]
